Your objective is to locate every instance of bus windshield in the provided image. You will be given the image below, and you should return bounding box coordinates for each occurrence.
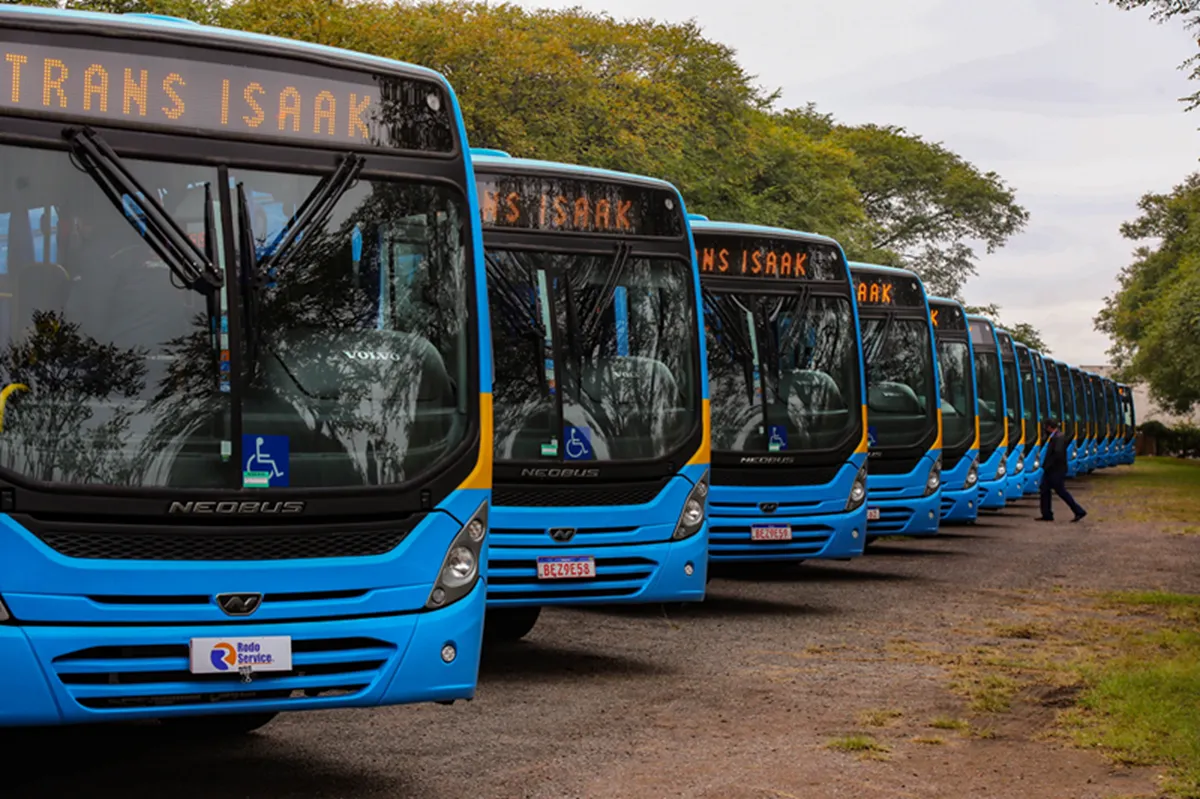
[1046,365,1062,425]
[704,291,857,453]
[937,339,975,453]
[0,141,471,489]
[1018,349,1038,445]
[861,316,935,448]
[487,249,698,462]
[1000,343,1021,447]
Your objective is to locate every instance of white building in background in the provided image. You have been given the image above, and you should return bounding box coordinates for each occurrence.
[1081,364,1200,427]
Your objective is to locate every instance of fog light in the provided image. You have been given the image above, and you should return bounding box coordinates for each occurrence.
[684,562,695,576]
[928,511,935,520]
[441,643,457,663]
[968,501,974,509]
[851,529,859,539]
[429,587,446,607]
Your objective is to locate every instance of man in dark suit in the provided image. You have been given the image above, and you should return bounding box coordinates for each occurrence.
[1038,419,1086,522]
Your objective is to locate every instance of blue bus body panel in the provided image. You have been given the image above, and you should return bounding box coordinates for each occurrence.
[976,446,1007,510]
[708,456,867,562]
[865,453,941,536]
[939,447,980,523]
[1004,446,1025,501]
[1022,445,1043,494]
[487,463,709,606]
[0,487,489,726]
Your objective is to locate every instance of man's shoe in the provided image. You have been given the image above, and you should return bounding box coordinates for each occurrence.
[1036,517,1054,522]
[1071,511,1087,523]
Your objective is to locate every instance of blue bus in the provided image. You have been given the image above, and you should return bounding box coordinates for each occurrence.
[848,264,942,539]
[929,297,979,524]
[1049,360,1079,477]
[1067,366,1088,477]
[694,221,868,563]
[1118,383,1137,465]
[968,316,1008,511]
[1081,371,1098,473]
[995,330,1026,503]
[472,151,709,641]
[1093,374,1113,469]
[1101,377,1120,468]
[0,8,492,730]
[1020,348,1050,495]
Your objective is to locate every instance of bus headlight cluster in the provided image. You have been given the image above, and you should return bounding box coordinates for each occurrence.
[1034,455,1041,470]
[1015,459,1024,473]
[997,459,1007,479]
[426,501,487,610]
[845,463,868,511]
[964,459,979,488]
[672,470,709,541]
[923,456,942,496]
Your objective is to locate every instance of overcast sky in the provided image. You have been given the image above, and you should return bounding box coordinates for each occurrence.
[513,0,1199,365]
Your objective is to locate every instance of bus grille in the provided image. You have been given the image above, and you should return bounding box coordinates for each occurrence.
[939,495,956,520]
[487,556,658,602]
[708,524,834,560]
[31,528,409,561]
[492,481,667,507]
[50,637,394,711]
[867,506,913,534]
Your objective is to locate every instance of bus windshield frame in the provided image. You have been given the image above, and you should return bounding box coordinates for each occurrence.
[1016,345,1040,452]
[477,166,703,473]
[0,24,482,500]
[930,300,975,461]
[997,332,1022,450]
[969,318,1004,459]
[698,232,862,461]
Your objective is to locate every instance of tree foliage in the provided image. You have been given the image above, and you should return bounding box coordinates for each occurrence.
[30,0,1035,329]
[1110,0,1200,110]
[1096,174,1200,414]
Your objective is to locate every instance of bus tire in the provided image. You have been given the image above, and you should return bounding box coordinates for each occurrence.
[161,712,278,735]
[484,606,541,643]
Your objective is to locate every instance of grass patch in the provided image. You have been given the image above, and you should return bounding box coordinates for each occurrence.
[992,622,1048,640]
[953,672,1021,713]
[1066,594,1200,798]
[827,734,891,759]
[1098,457,1200,529]
[911,735,946,745]
[858,707,903,727]
[928,716,969,731]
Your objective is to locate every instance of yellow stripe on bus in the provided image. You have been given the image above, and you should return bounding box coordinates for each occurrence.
[457,392,493,491]
[855,404,869,454]
[686,398,712,466]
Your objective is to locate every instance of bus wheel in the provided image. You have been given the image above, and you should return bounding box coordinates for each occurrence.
[485,607,541,643]
[161,712,278,735]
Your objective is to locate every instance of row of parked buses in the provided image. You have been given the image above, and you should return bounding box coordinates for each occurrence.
[0,9,1138,734]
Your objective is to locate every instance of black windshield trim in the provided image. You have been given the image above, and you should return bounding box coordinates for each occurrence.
[858,308,939,453]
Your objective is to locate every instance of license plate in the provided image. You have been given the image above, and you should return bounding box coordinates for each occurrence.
[751,523,793,541]
[189,636,292,675]
[867,507,881,521]
[537,555,596,580]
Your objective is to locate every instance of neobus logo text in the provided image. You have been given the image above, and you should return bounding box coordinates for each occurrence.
[168,501,306,514]
[519,468,601,479]
[739,456,796,465]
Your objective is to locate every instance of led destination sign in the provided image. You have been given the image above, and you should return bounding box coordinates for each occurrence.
[693,234,844,281]
[476,173,685,237]
[851,274,925,308]
[0,33,454,151]
[929,302,966,330]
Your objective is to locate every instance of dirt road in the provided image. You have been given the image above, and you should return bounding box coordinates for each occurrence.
[7,469,1199,798]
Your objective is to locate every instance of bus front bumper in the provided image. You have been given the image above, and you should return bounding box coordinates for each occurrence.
[939,485,979,524]
[486,530,708,608]
[0,580,485,727]
[865,492,940,537]
[977,475,1007,510]
[708,508,867,562]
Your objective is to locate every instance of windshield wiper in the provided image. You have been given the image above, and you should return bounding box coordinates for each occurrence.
[235,182,263,378]
[258,154,366,279]
[701,287,761,405]
[578,242,632,351]
[65,126,222,294]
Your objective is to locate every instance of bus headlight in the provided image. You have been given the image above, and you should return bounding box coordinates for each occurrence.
[846,463,868,511]
[426,501,487,609]
[1034,455,1041,470]
[1015,459,1024,473]
[965,459,979,488]
[997,460,1007,479]
[923,456,942,496]
[673,470,709,541]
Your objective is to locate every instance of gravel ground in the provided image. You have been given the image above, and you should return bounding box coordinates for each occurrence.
[7,468,1200,799]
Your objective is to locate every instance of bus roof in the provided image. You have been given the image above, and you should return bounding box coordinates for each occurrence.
[965,313,997,329]
[689,219,841,249]
[925,295,966,310]
[470,151,683,196]
[0,6,452,87]
[847,261,922,282]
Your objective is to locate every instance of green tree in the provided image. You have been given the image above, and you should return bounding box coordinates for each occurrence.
[1095,173,1200,413]
[965,304,1050,353]
[1110,0,1200,110]
[782,110,1030,297]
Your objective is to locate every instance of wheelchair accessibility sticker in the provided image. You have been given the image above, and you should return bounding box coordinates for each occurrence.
[563,426,594,461]
[767,425,788,452]
[867,426,878,447]
[243,434,289,488]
